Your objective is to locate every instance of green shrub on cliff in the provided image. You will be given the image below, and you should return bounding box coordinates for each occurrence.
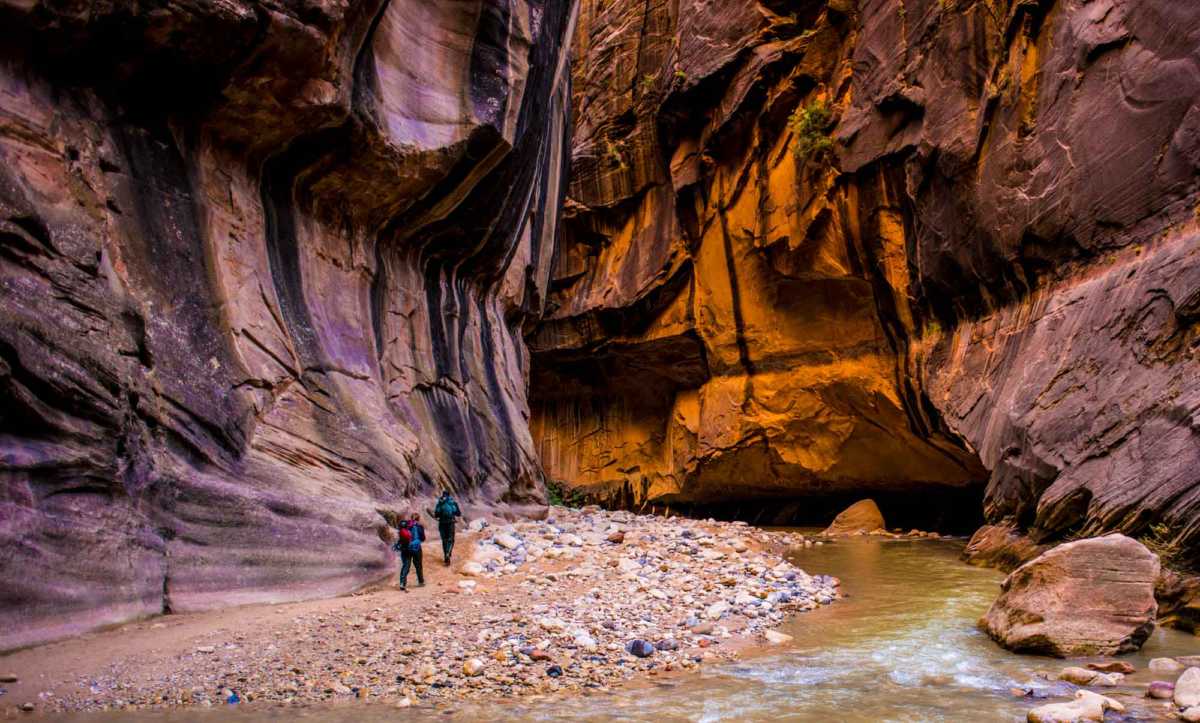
[547,479,585,508]
[1140,522,1193,572]
[789,99,835,163]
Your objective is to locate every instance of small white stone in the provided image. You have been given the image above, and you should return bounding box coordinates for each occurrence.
[494,533,521,550]
[462,658,484,676]
[705,601,729,621]
[763,630,793,645]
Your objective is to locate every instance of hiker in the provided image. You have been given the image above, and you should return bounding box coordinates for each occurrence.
[429,490,462,565]
[393,514,425,591]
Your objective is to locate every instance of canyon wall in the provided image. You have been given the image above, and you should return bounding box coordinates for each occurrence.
[0,0,575,651]
[531,0,1200,546]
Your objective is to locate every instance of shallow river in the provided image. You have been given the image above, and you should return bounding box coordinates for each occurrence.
[62,536,1200,722]
[484,536,1198,722]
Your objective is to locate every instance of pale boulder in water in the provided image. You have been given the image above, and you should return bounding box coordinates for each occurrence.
[981,534,1159,656]
[1176,667,1200,708]
[1026,690,1125,723]
[822,500,885,536]
[1150,657,1184,673]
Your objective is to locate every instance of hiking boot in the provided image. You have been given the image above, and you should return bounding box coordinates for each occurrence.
[399,585,407,592]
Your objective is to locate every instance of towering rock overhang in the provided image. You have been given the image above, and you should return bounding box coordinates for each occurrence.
[532,0,1200,544]
[531,0,988,520]
[0,0,576,651]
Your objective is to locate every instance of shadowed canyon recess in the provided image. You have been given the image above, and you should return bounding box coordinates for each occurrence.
[1,0,1199,654]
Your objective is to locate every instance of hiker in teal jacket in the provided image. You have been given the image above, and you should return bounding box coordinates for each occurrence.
[429,491,462,565]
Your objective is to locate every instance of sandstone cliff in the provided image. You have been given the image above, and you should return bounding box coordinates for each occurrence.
[0,0,575,651]
[532,0,1200,545]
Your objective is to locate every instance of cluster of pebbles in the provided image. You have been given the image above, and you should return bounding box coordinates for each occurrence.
[1026,659,1200,722]
[16,508,839,714]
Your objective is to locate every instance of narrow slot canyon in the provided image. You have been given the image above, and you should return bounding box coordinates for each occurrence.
[2,0,1200,719]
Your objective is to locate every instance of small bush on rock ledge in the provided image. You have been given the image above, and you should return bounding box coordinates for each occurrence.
[1140,522,1194,572]
[546,479,585,508]
[788,99,835,164]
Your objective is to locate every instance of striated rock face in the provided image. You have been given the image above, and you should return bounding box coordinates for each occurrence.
[0,0,575,650]
[530,0,986,515]
[981,534,1159,657]
[532,0,1200,547]
[909,0,1200,553]
[963,524,1048,573]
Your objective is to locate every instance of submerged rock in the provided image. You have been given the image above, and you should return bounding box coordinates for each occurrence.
[980,535,1159,656]
[822,500,886,536]
[1149,657,1184,673]
[1056,667,1098,686]
[1147,681,1175,699]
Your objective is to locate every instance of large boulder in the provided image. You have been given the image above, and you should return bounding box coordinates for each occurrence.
[981,534,1159,657]
[822,500,886,536]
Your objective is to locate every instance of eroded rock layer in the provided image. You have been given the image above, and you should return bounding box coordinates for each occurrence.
[532,0,1200,546]
[0,0,575,650]
[531,0,987,512]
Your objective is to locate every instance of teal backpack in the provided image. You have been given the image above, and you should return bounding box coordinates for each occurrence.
[436,497,460,519]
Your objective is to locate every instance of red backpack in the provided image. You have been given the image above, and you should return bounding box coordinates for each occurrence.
[392,524,413,552]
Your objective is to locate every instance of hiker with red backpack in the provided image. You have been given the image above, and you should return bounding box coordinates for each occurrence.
[392,513,426,590]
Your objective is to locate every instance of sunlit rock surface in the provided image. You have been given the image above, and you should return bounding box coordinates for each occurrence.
[530,0,986,511]
[531,0,1200,551]
[0,0,575,650]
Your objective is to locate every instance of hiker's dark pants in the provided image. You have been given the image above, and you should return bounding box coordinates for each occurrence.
[399,548,423,587]
[439,520,455,562]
